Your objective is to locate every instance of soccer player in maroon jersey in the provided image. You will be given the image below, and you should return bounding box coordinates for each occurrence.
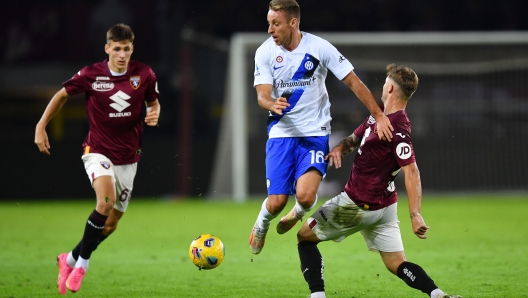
[34,23,160,294]
[295,64,462,298]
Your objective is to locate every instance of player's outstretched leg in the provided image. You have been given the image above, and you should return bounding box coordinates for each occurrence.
[249,198,278,254]
[277,195,318,234]
[298,241,325,297]
[56,253,73,295]
[396,261,462,298]
[66,209,108,292]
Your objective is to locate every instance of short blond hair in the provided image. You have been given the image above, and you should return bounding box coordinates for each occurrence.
[269,0,300,20]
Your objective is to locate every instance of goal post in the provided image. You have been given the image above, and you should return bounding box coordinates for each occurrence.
[209,32,528,202]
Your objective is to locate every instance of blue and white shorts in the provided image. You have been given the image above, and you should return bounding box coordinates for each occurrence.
[265,135,329,195]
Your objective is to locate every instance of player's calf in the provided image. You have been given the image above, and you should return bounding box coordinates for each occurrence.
[298,241,325,295]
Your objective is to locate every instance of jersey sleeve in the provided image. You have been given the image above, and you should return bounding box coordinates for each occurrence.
[253,43,274,87]
[62,67,90,96]
[144,67,159,102]
[320,40,354,81]
[390,123,416,167]
[353,117,369,139]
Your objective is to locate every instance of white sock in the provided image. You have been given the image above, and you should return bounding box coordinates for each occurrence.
[75,256,89,270]
[256,198,277,230]
[310,291,326,298]
[66,252,76,268]
[430,288,444,298]
[293,194,318,218]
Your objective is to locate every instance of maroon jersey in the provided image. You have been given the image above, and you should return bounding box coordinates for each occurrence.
[63,60,159,165]
[344,110,416,210]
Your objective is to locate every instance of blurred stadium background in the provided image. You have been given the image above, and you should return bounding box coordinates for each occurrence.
[1,0,527,200]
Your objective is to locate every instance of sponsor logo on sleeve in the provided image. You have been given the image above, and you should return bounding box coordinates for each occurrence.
[338,55,347,63]
[100,161,111,169]
[254,64,261,76]
[367,116,376,124]
[396,143,412,159]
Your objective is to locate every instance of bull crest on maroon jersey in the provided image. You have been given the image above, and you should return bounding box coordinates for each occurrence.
[130,76,141,90]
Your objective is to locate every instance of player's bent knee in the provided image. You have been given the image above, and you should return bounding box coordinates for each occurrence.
[380,251,406,275]
[297,222,319,243]
[96,201,114,215]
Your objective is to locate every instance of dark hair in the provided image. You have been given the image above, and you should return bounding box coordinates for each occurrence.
[386,64,418,100]
[106,23,135,44]
[269,0,300,20]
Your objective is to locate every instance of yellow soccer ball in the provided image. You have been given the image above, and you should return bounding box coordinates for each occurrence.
[188,234,225,270]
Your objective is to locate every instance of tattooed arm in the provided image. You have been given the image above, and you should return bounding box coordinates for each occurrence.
[325,133,361,169]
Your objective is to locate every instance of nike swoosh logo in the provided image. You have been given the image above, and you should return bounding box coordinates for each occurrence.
[273,66,284,70]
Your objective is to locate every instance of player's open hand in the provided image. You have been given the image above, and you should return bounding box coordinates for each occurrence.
[145,111,159,126]
[271,97,290,115]
[325,145,344,169]
[375,114,393,141]
[410,212,429,239]
[35,127,51,155]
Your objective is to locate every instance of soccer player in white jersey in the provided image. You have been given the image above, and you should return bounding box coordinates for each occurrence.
[249,0,394,255]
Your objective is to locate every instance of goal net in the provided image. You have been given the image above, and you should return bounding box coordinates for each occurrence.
[210,32,528,201]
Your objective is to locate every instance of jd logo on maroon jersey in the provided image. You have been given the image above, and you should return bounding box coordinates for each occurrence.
[130,76,141,90]
[396,143,412,159]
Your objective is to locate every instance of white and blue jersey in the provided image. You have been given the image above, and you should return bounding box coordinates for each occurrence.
[254,32,354,138]
[254,32,353,195]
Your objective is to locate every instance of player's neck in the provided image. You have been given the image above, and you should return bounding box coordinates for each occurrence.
[383,101,406,115]
[283,30,302,51]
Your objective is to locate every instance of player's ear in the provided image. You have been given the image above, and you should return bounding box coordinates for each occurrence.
[104,43,110,55]
[388,83,394,94]
[290,16,298,28]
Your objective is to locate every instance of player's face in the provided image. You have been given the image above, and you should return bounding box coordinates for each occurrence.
[267,9,295,47]
[105,40,134,73]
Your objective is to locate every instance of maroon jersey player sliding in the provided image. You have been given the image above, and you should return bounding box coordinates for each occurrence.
[295,64,462,298]
[34,23,160,295]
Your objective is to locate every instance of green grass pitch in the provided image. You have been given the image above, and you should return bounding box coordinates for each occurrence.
[1,194,527,297]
